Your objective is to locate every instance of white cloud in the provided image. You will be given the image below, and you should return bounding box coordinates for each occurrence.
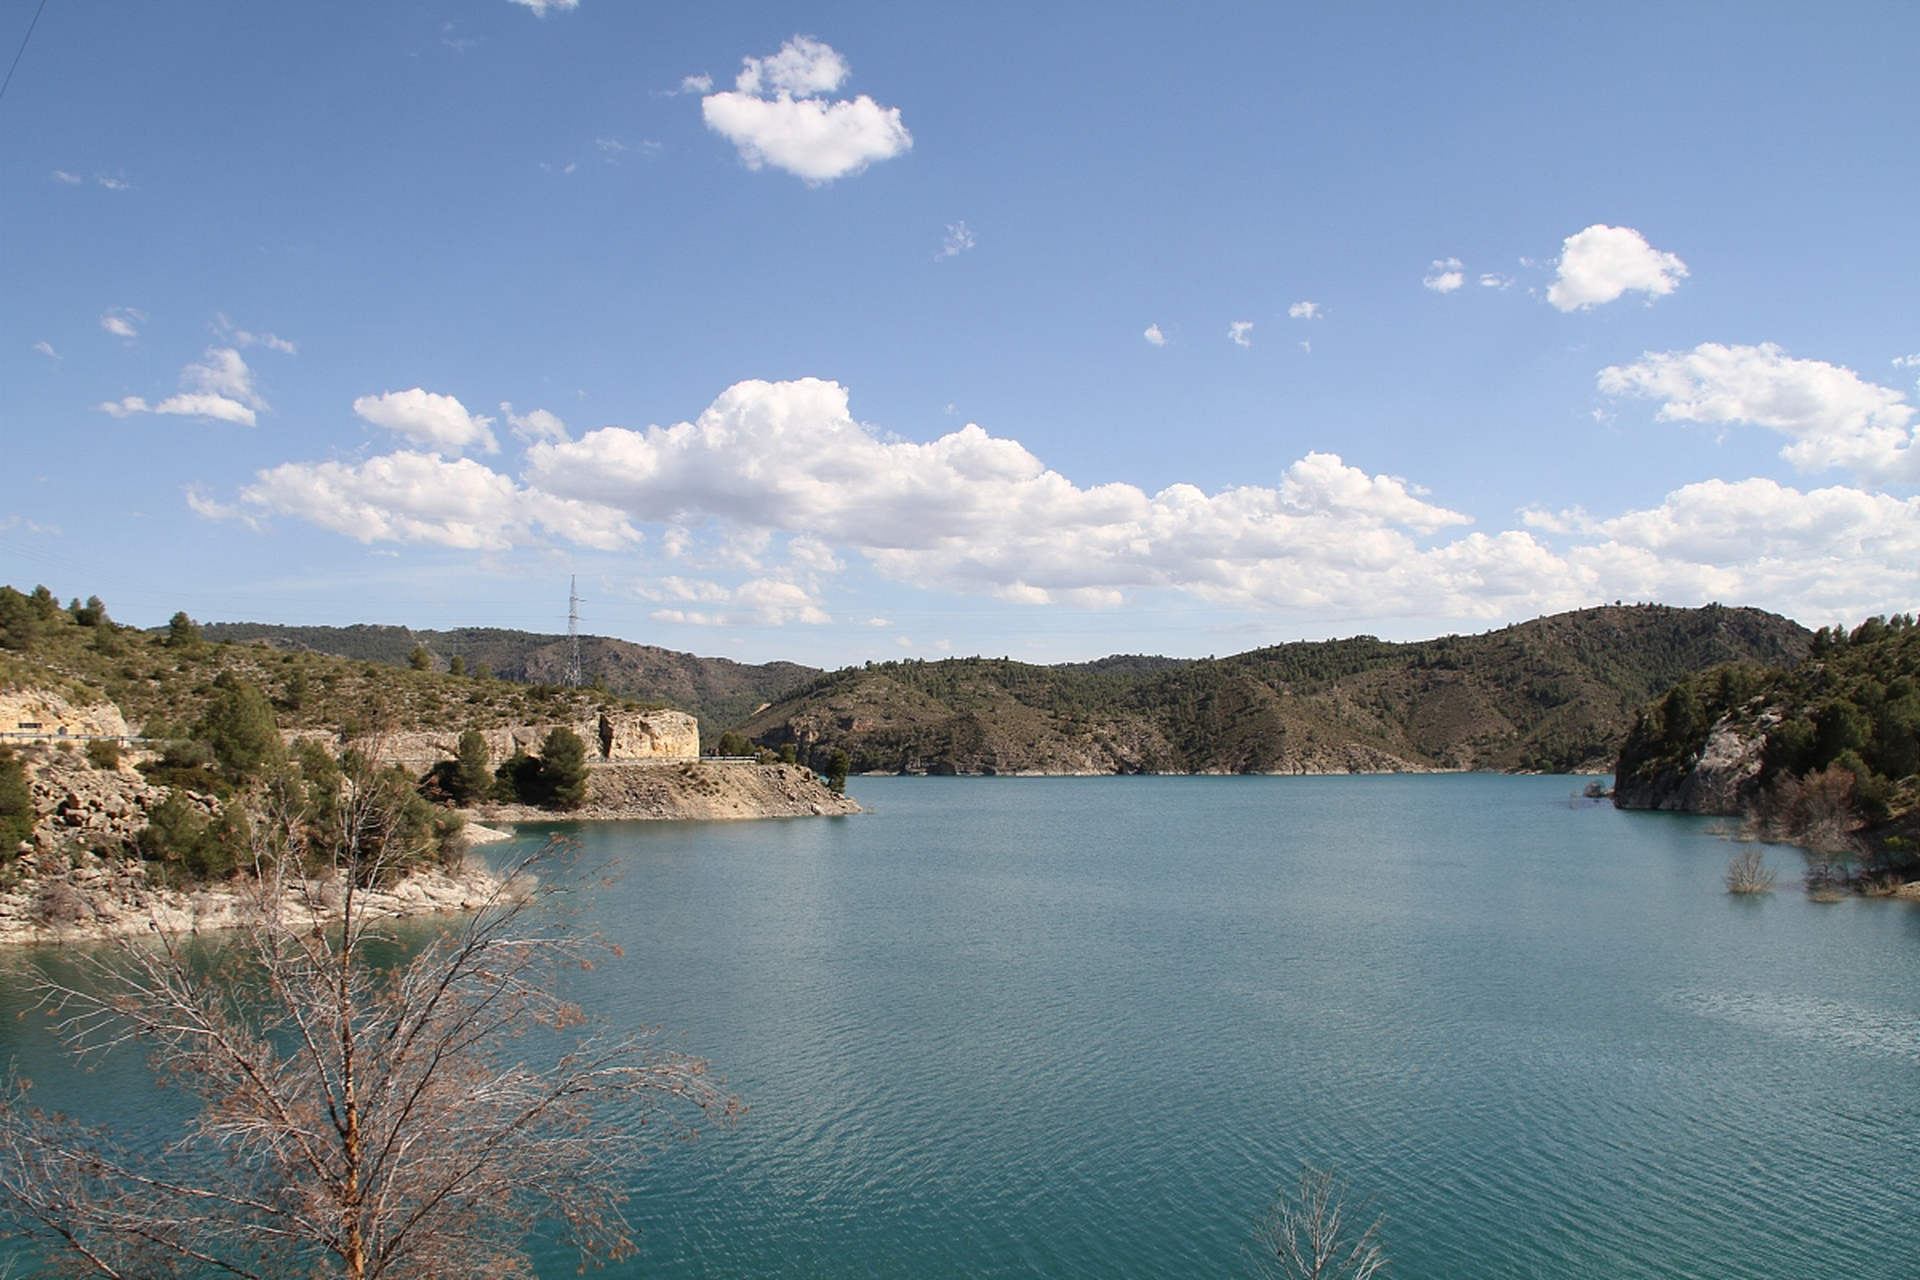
[95,172,131,191]
[507,0,577,14]
[679,73,713,95]
[235,452,636,551]
[31,341,56,359]
[1547,224,1687,312]
[1479,273,1513,290]
[1893,354,1920,370]
[98,397,150,418]
[96,346,266,426]
[100,307,144,339]
[353,388,499,455]
[50,170,80,185]
[1144,324,1166,347]
[1288,301,1320,320]
[701,36,911,183]
[936,221,975,259]
[212,374,1920,626]
[1228,321,1254,347]
[1599,342,1920,483]
[1423,259,1464,293]
[502,402,570,443]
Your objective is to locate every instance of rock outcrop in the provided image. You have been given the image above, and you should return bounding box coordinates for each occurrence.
[289,709,701,767]
[1614,712,1776,814]
[0,688,128,741]
[18,742,167,855]
[0,852,503,945]
[473,761,860,822]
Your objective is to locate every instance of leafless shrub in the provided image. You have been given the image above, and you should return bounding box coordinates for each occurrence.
[1724,847,1776,894]
[0,748,740,1278]
[1249,1163,1389,1280]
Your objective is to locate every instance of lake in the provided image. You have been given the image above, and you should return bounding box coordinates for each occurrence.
[8,774,1920,1277]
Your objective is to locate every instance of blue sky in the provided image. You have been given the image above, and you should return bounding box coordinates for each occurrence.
[5,2,1919,666]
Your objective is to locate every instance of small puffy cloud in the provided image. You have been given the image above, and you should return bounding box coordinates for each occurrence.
[502,402,569,443]
[95,172,131,191]
[97,346,266,426]
[1547,224,1687,312]
[1144,324,1166,347]
[1599,342,1919,483]
[1228,320,1254,347]
[701,36,911,183]
[1479,273,1513,290]
[1893,354,1920,370]
[507,0,577,14]
[1288,301,1320,320]
[100,307,144,339]
[1423,259,1464,293]
[353,388,499,455]
[51,170,80,185]
[679,73,713,95]
[31,341,56,359]
[937,221,975,259]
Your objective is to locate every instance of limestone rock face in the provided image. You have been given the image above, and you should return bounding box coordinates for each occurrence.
[318,709,701,766]
[0,689,128,741]
[598,709,698,760]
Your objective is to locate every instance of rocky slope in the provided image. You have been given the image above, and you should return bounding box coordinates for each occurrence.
[741,605,1810,776]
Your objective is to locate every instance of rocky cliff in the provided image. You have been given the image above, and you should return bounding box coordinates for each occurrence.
[290,708,701,766]
[473,761,859,822]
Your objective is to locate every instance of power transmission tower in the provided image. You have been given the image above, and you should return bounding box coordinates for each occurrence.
[565,575,584,688]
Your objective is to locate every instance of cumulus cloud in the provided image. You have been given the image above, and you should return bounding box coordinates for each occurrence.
[1599,342,1920,483]
[237,452,635,551]
[95,173,131,191]
[1423,259,1464,293]
[502,402,569,443]
[1479,273,1513,290]
[353,389,499,455]
[31,341,56,359]
[100,307,144,339]
[679,73,713,95]
[1144,324,1167,346]
[1547,224,1687,312]
[507,0,577,14]
[701,36,911,183]
[1228,321,1254,347]
[1288,301,1320,320]
[205,374,1920,625]
[937,221,975,259]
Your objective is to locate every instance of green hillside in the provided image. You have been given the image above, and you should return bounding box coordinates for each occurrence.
[736,604,1811,776]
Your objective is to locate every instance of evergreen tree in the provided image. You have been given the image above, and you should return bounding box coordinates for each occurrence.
[0,748,33,858]
[166,610,202,649]
[198,674,283,781]
[539,727,589,811]
[825,749,850,795]
[452,730,493,805]
[409,645,433,671]
[449,655,466,677]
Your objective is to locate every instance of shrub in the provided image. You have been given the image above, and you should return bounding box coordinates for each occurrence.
[85,739,120,771]
[0,748,33,858]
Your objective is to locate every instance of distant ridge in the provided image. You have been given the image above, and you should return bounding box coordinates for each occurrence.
[733,604,1812,775]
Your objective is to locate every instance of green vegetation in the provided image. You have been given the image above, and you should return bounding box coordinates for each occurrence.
[0,749,32,856]
[738,605,1809,777]
[540,726,589,810]
[1616,613,1920,878]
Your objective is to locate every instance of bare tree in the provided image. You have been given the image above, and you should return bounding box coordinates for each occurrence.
[0,747,740,1277]
[1249,1163,1389,1280]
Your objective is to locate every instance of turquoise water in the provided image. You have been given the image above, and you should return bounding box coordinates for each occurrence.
[8,775,1920,1277]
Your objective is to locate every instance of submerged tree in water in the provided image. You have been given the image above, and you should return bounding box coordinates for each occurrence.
[0,749,740,1277]
[1249,1163,1389,1280]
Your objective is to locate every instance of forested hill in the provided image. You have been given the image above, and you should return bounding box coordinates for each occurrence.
[735,605,1811,776]
[196,623,818,732]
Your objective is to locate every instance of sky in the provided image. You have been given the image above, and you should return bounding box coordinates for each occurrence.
[5,2,1920,667]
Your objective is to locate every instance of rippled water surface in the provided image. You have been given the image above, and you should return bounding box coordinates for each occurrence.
[10,774,1920,1277]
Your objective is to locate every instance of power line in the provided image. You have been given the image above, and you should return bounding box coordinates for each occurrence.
[0,0,48,104]
[565,575,584,688]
